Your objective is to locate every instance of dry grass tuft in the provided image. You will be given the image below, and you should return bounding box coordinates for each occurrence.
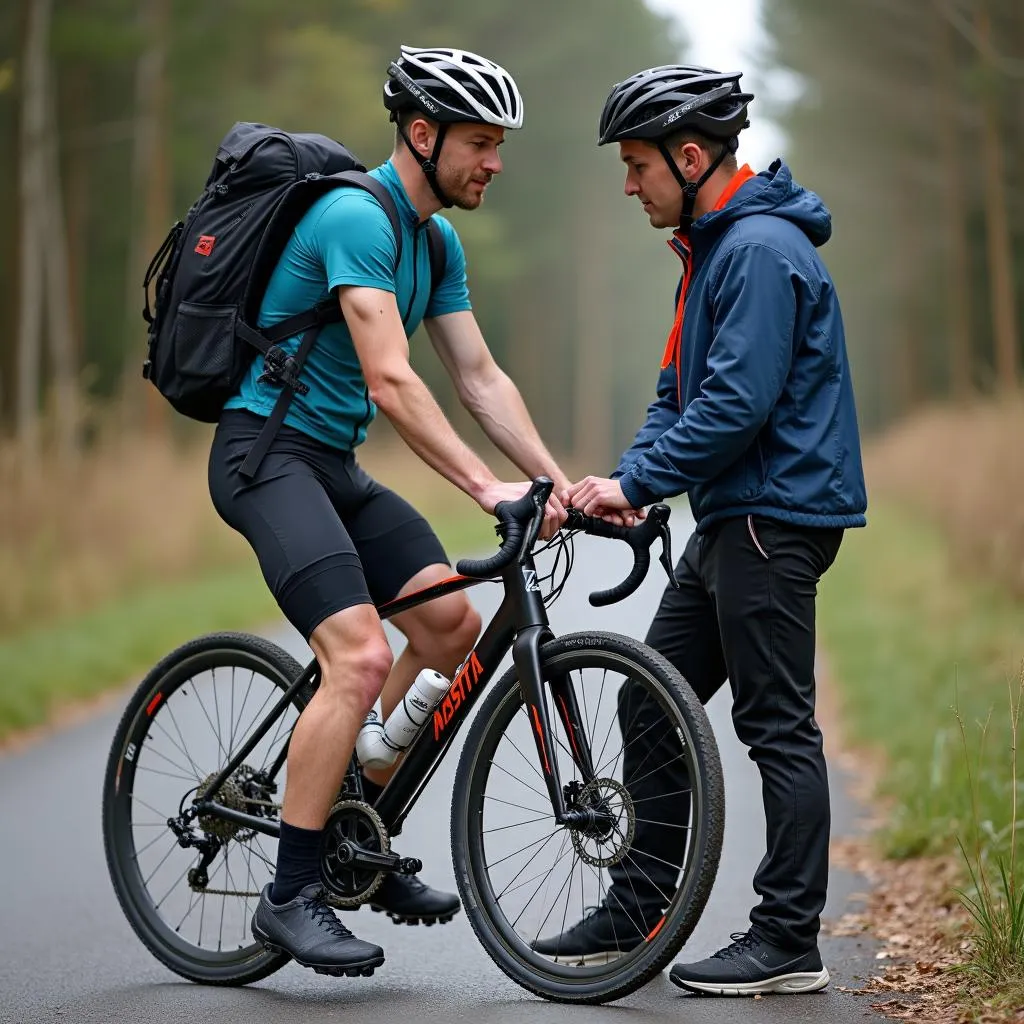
[866,395,1024,599]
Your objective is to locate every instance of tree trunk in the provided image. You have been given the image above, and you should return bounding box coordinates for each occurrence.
[933,5,974,400]
[124,0,172,432]
[16,0,51,460]
[976,0,1020,390]
[41,82,78,460]
[572,186,612,471]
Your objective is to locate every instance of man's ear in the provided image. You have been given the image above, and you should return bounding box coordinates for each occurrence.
[678,141,706,181]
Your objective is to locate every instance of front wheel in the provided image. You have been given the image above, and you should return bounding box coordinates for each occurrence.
[451,632,723,1004]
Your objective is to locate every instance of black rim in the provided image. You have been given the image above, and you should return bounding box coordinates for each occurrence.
[107,645,305,967]
[463,647,706,985]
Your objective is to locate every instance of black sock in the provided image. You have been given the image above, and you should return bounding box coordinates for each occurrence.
[271,820,323,904]
[360,774,384,803]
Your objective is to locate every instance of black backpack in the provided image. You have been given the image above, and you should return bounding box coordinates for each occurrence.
[142,121,445,476]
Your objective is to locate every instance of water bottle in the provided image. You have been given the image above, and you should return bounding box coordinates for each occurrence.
[355,669,450,770]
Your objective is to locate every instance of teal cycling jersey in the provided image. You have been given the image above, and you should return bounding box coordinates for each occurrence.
[224,160,472,449]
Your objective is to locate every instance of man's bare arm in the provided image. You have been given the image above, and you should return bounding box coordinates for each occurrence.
[425,310,571,494]
[341,287,562,527]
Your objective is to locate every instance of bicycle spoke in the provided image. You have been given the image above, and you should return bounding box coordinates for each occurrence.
[487,826,563,871]
[595,714,672,781]
[138,743,200,783]
[483,793,549,816]
[153,858,193,911]
[133,763,199,785]
[175,887,203,933]
[131,794,169,821]
[229,669,258,759]
[494,828,567,904]
[617,720,683,788]
[632,787,692,804]
[498,839,574,903]
[490,760,549,803]
[482,814,552,835]
[531,850,579,947]
[190,678,229,765]
[632,816,692,830]
[496,730,546,787]
[149,714,203,781]
[212,667,224,762]
[624,749,687,791]
[141,835,180,882]
[260,701,295,774]
[133,827,174,859]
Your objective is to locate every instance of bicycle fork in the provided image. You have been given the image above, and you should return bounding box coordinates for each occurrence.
[512,625,606,836]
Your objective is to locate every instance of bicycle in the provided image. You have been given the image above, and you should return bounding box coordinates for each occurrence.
[102,478,724,1004]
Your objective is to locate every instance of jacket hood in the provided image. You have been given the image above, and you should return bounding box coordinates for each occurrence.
[695,159,832,248]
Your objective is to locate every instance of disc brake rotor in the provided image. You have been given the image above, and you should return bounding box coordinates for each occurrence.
[570,777,635,868]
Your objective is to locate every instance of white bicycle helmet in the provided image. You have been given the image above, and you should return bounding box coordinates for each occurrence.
[384,45,523,129]
[384,45,523,207]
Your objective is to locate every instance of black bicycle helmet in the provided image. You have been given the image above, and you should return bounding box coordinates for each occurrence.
[599,65,750,145]
[599,65,753,230]
[384,45,523,208]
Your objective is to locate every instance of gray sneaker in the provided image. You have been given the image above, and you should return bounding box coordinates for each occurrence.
[669,930,830,996]
[251,883,385,977]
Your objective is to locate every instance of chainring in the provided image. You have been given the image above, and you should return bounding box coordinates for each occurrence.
[570,777,636,868]
[320,799,390,908]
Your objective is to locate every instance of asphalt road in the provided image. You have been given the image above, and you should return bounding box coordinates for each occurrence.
[0,514,883,1023]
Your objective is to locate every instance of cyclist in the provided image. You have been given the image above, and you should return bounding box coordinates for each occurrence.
[551,65,867,995]
[208,45,570,976]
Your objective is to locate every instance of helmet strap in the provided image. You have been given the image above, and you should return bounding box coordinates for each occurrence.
[397,119,453,209]
[658,138,734,232]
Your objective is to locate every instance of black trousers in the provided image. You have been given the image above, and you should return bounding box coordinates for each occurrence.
[608,514,843,952]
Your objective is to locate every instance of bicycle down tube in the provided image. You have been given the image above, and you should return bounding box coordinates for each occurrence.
[192,552,594,844]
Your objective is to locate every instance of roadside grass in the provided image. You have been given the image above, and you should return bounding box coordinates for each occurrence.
[0,427,496,743]
[818,499,1024,1016]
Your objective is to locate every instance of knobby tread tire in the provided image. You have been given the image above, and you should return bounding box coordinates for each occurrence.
[450,631,724,1004]
[102,632,310,986]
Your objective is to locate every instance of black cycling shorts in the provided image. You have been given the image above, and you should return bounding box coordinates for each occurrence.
[209,410,449,640]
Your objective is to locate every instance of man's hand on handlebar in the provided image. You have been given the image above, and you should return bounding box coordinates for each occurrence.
[564,476,646,527]
[477,481,567,540]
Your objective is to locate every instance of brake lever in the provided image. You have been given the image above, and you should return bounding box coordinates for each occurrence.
[647,504,680,590]
[518,478,553,561]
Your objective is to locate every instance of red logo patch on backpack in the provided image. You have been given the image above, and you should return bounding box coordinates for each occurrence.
[194,235,216,256]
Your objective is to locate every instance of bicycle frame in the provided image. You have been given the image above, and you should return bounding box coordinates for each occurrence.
[192,548,594,842]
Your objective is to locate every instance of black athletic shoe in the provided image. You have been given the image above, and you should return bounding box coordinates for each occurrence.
[251,883,385,977]
[369,873,461,925]
[669,930,830,996]
[530,903,652,964]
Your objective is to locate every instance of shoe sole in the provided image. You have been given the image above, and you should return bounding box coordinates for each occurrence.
[251,923,385,977]
[669,967,830,996]
[369,904,460,926]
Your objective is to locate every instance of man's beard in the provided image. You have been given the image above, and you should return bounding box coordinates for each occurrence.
[435,161,489,210]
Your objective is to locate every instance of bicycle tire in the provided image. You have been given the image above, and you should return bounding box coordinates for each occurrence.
[102,632,312,986]
[451,631,723,1004]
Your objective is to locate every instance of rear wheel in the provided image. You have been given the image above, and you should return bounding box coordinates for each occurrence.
[102,632,312,985]
[451,632,723,1004]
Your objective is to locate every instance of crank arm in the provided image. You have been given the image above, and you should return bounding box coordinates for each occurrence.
[336,841,422,875]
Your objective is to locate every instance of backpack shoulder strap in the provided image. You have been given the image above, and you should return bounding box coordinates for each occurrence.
[426,217,447,295]
[238,171,408,481]
[331,169,404,272]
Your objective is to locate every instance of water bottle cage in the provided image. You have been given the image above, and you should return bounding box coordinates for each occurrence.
[257,344,310,395]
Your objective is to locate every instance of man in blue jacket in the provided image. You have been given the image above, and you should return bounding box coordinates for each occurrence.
[549,66,867,995]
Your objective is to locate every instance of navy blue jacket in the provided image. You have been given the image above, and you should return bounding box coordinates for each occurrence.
[614,160,867,533]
